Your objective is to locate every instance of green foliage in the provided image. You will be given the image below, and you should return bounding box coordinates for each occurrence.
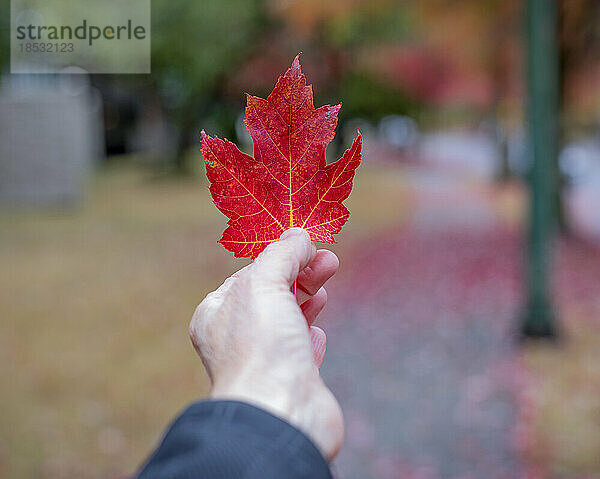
[325,2,412,48]
[152,0,267,108]
[149,0,270,169]
[337,72,423,123]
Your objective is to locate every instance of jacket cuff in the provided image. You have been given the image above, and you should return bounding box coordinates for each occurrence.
[137,400,332,479]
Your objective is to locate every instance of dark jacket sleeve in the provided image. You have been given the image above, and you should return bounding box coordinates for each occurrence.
[135,400,332,479]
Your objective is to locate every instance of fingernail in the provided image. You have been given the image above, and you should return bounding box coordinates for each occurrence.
[280,227,307,240]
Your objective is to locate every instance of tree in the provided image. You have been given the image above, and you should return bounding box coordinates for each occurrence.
[151,0,269,173]
[0,0,9,71]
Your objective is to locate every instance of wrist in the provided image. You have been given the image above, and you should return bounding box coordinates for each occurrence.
[211,371,342,460]
[210,365,315,423]
[211,380,298,424]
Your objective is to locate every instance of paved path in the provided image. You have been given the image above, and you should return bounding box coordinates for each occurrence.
[320,169,529,478]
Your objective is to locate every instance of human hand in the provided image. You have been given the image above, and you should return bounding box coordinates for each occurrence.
[189,228,344,460]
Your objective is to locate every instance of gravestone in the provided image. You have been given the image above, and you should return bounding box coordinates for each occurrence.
[0,75,103,206]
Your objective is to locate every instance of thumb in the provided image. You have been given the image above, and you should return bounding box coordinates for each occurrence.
[252,228,316,287]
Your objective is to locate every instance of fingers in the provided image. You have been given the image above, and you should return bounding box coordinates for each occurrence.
[296,249,339,304]
[300,287,327,325]
[252,228,316,287]
[310,326,327,368]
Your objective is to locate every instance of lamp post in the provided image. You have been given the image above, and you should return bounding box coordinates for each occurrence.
[521,0,559,338]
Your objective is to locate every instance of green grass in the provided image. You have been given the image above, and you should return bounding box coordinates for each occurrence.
[0,159,409,478]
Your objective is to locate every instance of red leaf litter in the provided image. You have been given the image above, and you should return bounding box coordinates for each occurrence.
[201,54,362,258]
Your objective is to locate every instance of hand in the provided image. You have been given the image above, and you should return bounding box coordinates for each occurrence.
[189,228,344,460]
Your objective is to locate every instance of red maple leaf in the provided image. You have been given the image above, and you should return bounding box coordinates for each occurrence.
[201,54,362,258]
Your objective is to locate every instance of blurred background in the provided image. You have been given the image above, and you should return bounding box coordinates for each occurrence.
[1,0,600,477]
